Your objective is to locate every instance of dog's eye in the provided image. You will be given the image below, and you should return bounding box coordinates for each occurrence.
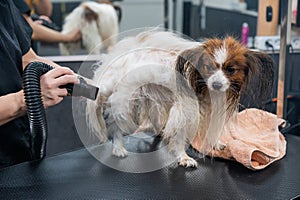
[226,67,235,75]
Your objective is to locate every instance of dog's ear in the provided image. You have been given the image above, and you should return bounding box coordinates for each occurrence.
[242,51,275,108]
[175,49,191,76]
[175,46,209,76]
[175,46,211,94]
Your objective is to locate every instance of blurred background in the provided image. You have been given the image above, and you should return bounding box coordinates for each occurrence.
[37,0,263,56]
[31,0,299,155]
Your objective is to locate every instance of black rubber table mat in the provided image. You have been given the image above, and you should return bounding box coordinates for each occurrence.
[0,134,299,200]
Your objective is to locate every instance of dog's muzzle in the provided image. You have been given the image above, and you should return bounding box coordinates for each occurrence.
[212,81,223,90]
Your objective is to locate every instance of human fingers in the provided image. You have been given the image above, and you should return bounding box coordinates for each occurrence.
[43,67,75,79]
[42,95,63,108]
[40,87,69,108]
[52,74,79,88]
[39,15,52,22]
[69,29,82,42]
[34,20,43,25]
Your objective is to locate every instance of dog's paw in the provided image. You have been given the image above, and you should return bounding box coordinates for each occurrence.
[179,157,198,168]
[99,135,108,144]
[112,145,128,158]
[213,142,226,151]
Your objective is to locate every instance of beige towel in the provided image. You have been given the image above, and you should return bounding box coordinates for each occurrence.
[192,108,287,170]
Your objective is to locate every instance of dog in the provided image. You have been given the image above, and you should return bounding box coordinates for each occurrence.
[98,0,122,22]
[59,1,119,55]
[86,31,274,168]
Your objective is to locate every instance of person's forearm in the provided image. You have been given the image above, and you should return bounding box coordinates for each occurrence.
[31,22,69,43]
[23,14,69,43]
[0,91,26,126]
[22,14,81,43]
[34,55,61,68]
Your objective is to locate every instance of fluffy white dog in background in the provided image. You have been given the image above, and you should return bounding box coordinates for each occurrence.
[60,1,119,55]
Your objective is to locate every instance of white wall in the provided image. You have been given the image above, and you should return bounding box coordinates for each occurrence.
[116,0,183,33]
[117,0,164,32]
[51,0,184,33]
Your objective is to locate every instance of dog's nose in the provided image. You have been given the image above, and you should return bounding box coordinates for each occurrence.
[212,82,223,90]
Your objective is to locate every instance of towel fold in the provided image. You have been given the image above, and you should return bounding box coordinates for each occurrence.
[191,108,287,170]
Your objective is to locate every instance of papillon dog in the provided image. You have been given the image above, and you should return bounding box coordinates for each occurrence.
[86,31,274,167]
[59,1,119,55]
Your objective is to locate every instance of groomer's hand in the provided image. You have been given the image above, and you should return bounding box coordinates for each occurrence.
[63,29,81,43]
[40,67,78,108]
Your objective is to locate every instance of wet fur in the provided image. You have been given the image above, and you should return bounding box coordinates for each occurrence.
[86,31,274,167]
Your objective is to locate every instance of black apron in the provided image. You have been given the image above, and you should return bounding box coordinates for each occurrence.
[0,0,33,168]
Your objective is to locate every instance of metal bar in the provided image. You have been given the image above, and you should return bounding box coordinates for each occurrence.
[164,0,169,30]
[277,0,292,118]
[172,0,177,30]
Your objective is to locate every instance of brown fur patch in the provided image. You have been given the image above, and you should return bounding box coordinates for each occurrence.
[98,0,113,5]
[82,4,98,22]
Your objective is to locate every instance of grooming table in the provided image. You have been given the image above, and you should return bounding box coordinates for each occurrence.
[0,134,299,199]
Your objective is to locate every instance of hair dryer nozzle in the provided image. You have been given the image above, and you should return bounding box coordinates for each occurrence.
[63,77,99,100]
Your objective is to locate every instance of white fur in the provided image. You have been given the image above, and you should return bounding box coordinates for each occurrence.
[207,70,230,92]
[60,1,118,55]
[213,44,227,66]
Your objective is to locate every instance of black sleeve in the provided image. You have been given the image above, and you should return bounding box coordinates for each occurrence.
[11,0,33,55]
[13,0,31,16]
